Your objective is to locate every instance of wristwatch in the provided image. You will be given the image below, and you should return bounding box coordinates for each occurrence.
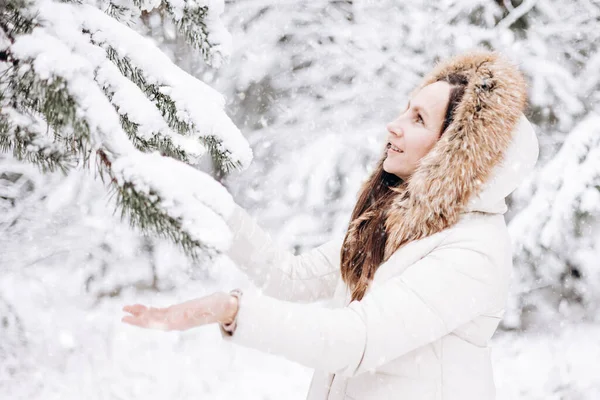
[220,288,243,336]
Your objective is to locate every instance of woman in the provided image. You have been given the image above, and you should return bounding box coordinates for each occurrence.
[122,51,539,399]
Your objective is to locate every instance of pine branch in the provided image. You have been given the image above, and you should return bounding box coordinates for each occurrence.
[95,148,227,262]
[100,80,195,162]
[0,0,36,38]
[0,109,73,173]
[104,1,136,22]
[109,46,195,135]
[117,112,189,161]
[132,0,229,67]
[162,2,212,61]
[1,66,93,167]
[1,0,244,263]
[103,45,241,172]
[114,178,216,262]
[2,4,88,144]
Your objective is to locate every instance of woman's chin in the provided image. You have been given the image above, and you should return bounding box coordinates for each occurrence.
[382,161,396,174]
[383,163,405,180]
[383,159,390,171]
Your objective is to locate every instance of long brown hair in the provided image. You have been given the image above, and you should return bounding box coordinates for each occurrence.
[340,73,469,302]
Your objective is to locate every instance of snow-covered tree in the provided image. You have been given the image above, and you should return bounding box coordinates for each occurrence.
[0,0,252,261]
[504,112,600,329]
[0,156,34,382]
[0,153,242,397]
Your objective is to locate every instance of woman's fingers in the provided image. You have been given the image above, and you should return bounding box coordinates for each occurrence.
[122,304,147,316]
[121,314,145,327]
[122,305,171,329]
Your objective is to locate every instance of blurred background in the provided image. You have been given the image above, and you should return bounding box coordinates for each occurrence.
[1,0,599,398]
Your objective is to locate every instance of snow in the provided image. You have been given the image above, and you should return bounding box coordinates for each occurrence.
[95,58,207,163]
[111,150,234,254]
[79,4,250,169]
[0,107,68,162]
[493,325,600,399]
[2,0,600,398]
[10,0,251,170]
[2,253,600,400]
[507,113,600,328]
[7,0,252,259]
[10,13,136,154]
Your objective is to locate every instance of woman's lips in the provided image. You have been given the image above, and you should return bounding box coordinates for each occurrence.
[387,147,403,154]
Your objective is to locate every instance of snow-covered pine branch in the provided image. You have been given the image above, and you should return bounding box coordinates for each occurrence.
[0,0,253,261]
[506,113,600,329]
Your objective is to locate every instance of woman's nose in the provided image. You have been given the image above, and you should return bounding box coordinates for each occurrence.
[387,120,403,137]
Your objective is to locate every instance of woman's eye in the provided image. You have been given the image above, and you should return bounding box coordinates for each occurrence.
[416,113,424,125]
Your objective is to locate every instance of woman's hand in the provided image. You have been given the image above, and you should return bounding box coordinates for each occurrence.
[121,292,238,331]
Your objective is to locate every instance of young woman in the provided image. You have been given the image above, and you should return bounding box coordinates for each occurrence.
[122,51,539,399]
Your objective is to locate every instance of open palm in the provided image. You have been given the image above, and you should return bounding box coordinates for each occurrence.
[121,294,226,331]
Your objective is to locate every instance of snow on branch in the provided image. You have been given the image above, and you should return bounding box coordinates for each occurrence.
[110,151,234,260]
[0,107,73,172]
[0,0,252,261]
[81,4,251,172]
[96,55,207,164]
[136,0,233,68]
[509,112,600,258]
[506,113,600,328]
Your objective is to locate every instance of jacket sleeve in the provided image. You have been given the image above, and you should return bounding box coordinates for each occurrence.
[219,234,504,377]
[224,202,344,302]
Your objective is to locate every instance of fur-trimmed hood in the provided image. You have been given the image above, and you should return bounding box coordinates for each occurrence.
[383,51,539,261]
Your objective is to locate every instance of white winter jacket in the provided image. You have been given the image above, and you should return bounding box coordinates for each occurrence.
[219,53,540,400]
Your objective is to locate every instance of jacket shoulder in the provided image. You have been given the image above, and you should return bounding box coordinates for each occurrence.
[444,212,510,246]
[440,212,512,279]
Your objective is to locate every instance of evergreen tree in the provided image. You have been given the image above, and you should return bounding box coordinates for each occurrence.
[0,0,253,261]
[505,113,600,329]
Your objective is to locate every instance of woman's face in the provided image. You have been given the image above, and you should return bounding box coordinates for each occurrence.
[383,81,451,181]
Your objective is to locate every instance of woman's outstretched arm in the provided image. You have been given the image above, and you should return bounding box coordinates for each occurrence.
[122,229,507,377]
[217,228,510,377]
[224,202,344,302]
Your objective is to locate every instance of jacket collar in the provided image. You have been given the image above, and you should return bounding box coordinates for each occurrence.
[383,51,538,261]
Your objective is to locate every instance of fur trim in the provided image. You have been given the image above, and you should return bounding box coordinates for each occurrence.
[383,51,527,261]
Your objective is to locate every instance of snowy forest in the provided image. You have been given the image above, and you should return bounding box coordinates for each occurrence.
[1,0,599,398]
